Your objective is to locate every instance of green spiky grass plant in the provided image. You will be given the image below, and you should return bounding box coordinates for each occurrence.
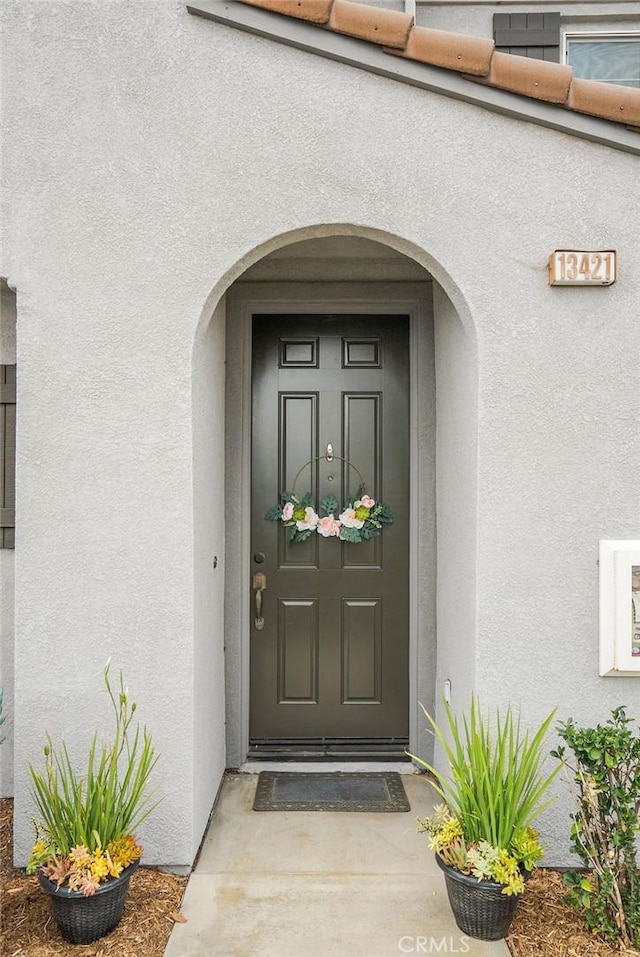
[411,696,560,892]
[28,663,160,871]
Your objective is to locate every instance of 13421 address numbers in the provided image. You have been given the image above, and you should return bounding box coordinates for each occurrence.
[549,249,617,286]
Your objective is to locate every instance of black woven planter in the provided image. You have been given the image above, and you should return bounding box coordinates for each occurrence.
[436,854,520,941]
[38,858,139,944]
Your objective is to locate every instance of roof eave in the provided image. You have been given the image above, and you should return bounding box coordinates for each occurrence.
[187,0,640,157]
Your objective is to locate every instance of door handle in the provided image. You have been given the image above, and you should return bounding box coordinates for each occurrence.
[253,573,266,630]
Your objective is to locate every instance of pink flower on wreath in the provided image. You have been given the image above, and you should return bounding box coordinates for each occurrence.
[317,515,341,537]
[296,507,319,531]
[359,494,375,509]
[282,502,294,521]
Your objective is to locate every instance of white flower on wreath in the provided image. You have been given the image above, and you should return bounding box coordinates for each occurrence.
[339,507,364,529]
[282,502,294,521]
[296,507,319,531]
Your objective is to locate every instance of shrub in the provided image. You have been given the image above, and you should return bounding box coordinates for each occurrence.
[552,707,640,949]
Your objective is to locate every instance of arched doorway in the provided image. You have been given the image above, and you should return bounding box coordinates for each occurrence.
[192,226,478,771]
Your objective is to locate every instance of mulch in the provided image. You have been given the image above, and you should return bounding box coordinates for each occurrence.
[3,795,639,957]
[0,799,188,957]
[508,868,639,957]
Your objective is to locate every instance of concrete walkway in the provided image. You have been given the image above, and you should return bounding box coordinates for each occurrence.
[164,770,511,957]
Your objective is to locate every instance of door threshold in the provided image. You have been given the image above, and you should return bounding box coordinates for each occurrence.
[247,739,411,762]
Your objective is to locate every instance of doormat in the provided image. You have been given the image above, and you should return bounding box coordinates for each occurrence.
[252,772,410,812]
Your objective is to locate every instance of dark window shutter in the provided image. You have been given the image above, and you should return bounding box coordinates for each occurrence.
[493,12,561,62]
[1,364,16,549]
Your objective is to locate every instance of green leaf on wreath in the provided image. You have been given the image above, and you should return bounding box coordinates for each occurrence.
[377,504,394,523]
[361,525,381,540]
[281,491,295,504]
[321,495,339,516]
[340,526,362,544]
[265,505,282,521]
[300,492,314,508]
[291,528,314,543]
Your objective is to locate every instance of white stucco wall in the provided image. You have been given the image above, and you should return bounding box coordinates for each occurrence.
[192,296,227,849]
[433,284,478,715]
[2,0,639,866]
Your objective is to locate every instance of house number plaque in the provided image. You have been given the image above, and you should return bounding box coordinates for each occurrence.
[549,249,617,286]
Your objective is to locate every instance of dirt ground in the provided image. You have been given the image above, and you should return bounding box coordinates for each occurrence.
[1,797,638,957]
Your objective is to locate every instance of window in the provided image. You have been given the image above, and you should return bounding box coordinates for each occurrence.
[565,34,640,90]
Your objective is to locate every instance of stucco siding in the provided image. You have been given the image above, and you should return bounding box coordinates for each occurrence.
[433,284,478,719]
[192,297,227,853]
[1,0,639,866]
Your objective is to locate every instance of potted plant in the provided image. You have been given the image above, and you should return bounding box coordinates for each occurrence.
[410,696,560,941]
[26,662,160,944]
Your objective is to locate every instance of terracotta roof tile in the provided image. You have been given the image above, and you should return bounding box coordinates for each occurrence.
[468,51,573,104]
[567,77,640,128]
[235,0,640,132]
[387,26,494,77]
[329,0,413,49]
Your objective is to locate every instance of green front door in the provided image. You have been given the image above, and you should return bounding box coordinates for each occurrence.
[250,314,409,753]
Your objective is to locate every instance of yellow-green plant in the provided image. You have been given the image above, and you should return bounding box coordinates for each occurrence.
[27,663,160,895]
[30,831,142,896]
[411,696,560,894]
[418,804,543,895]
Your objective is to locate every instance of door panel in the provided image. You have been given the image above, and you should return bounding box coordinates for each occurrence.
[278,599,319,703]
[342,599,381,702]
[250,314,409,746]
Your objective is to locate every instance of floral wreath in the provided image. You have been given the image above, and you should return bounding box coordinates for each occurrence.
[265,486,393,544]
